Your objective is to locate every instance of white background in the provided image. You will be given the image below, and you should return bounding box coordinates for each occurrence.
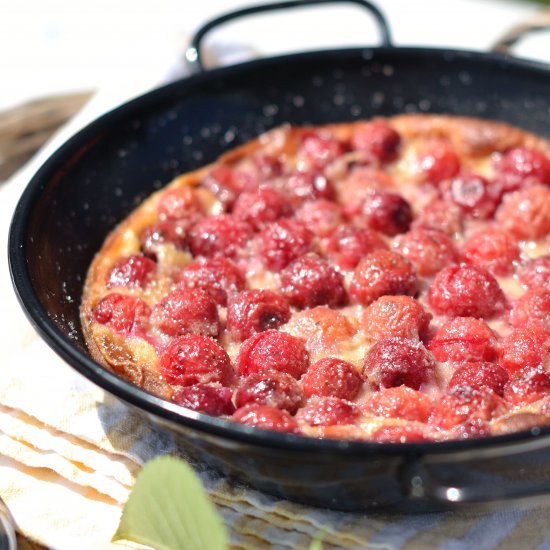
[1,0,549,111]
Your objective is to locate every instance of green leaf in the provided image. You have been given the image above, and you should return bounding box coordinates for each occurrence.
[112,456,228,550]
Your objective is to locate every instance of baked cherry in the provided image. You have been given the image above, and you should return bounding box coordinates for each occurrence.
[462,228,520,276]
[257,219,313,270]
[499,326,550,374]
[448,361,509,396]
[350,121,401,163]
[235,371,304,413]
[298,131,346,169]
[394,228,458,276]
[93,293,150,334]
[504,368,550,407]
[428,265,506,318]
[140,219,191,256]
[296,199,344,237]
[412,198,463,236]
[363,386,433,422]
[151,288,220,338]
[325,225,388,270]
[236,330,309,379]
[178,257,245,306]
[283,306,357,357]
[157,186,203,220]
[158,334,233,387]
[172,384,235,416]
[519,255,550,291]
[201,164,241,208]
[370,424,431,443]
[428,317,499,363]
[232,187,290,231]
[363,338,435,390]
[349,249,418,306]
[509,289,550,330]
[429,387,507,430]
[106,254,156,289]
[446,171,502,219]
[296,396,361,427]
[416,139,461,184]
[355,190,413,236]
[232,404,299,433]
[283,172,335,205]
[227,290,291,341]
[496,185,550,240]
[495,146,550,191]
[189,214,252,259]
[339,168,396,218]
[280,253,346,309]
[362,295,432,343]
[302,358,363,400]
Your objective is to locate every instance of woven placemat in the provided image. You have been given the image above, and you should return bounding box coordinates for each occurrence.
[0,91,94,182]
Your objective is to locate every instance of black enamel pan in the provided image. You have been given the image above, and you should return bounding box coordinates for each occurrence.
[9,0,550,512]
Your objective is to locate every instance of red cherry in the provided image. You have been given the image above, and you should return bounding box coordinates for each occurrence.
[446,171,502,219]
[298,131,346,169]
[151,288,220,338]
[302,358,363,400]
[428,317,499,363]
[172,384,235,416]
[189,214,252,259]
[178,257,245,306]
[157,186,203,220]
[462,228,520,276]
[429,387,507,430]
[235,371,304,413]
[428,265,506,318]
[499,326,550,375]
[495,146,550,191]
[496,185,550,240]
[362,295,432,343]
[283,172,335,206]
[350,121,401,163]
[296,199,344,238]
[363,386,433,422]
[416,139,460,184]
[363,338,435,390]
[355,190,413,236]
[412,198,463,236]
[106,254,156,289]
[232,404,299,433]
[296,396,361,427]
[232,187,290,231]
[325,225,388,270]
[349,249,418,306]
[519,255,550,291]
[509,289,550,330]
[201,164,241,208]
[140,219,192,257]
[226,290,291,341]
[93,293,150,334]
[448,361,509,396]
[257,219,313,270]
[158,334,233,387]
[280,253,346,309]
[504,368,550,407]
[394,228,458,276]
[236,330,309,379]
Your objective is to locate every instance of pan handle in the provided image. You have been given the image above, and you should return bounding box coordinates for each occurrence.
[185,0,392,72]
[491,10,550,54]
